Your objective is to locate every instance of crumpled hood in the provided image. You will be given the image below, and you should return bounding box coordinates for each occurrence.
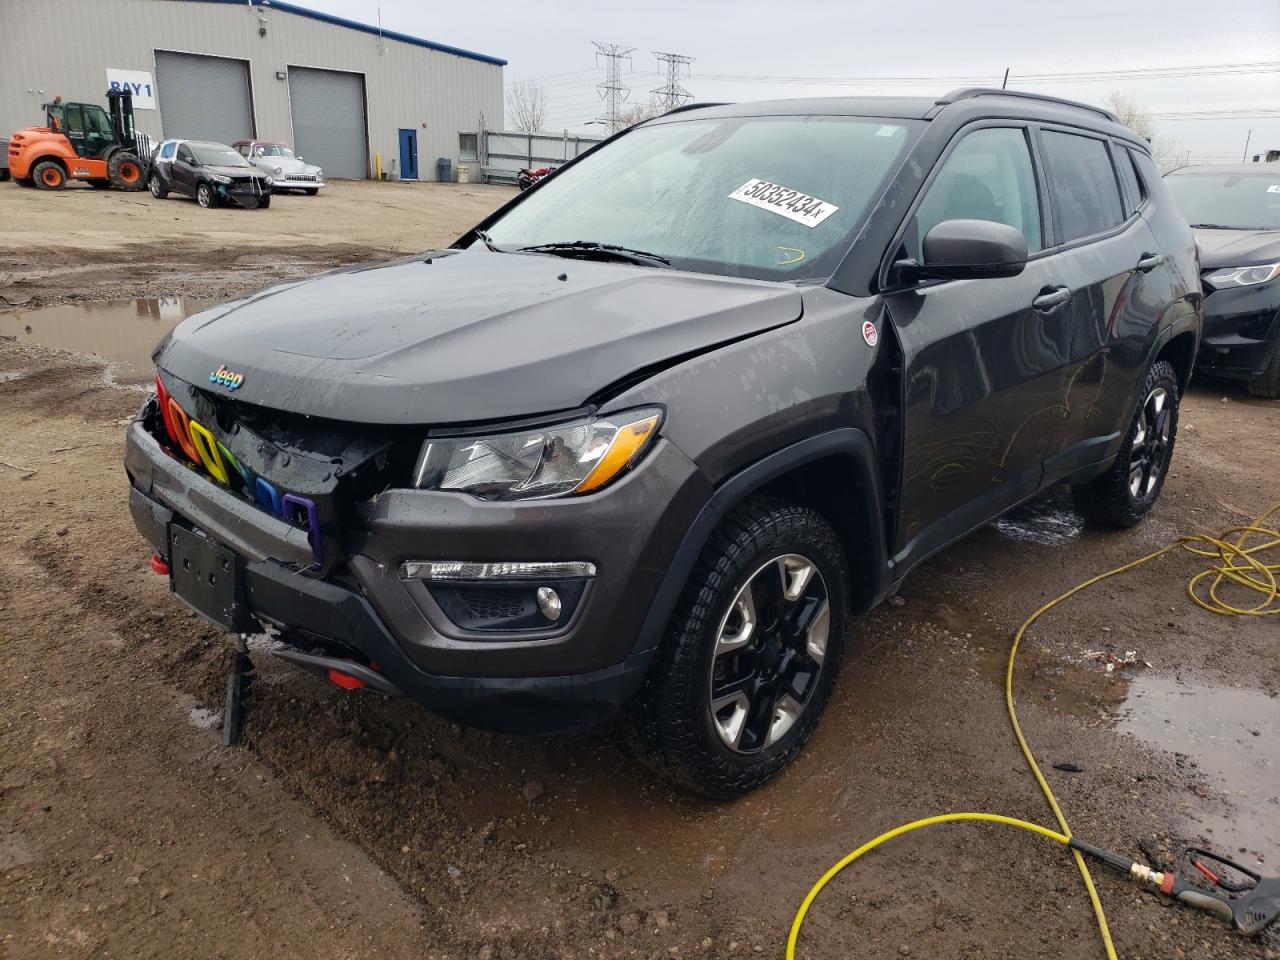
[155,248,803,425]
[1194,228,1280,269]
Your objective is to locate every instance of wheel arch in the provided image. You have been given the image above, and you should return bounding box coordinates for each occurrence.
[1155,329,1197,395]
[629,428,889,659]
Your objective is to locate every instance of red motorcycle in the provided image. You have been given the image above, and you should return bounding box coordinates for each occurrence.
[517,165,554,190]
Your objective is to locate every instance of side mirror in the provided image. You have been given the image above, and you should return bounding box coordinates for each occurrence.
[912,219,1028,281]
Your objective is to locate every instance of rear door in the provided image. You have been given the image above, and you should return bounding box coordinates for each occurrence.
[883,123,1075,567]
[1032,127,1162,478]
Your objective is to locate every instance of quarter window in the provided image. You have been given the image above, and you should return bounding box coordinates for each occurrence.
[909,126,1043,261]
[1113,144,1144,215]
[1040,131,1125,243]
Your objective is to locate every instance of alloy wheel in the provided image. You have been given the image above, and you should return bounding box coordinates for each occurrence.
[149,175,161,197]
[708,554,831,754]
[1129,386,1172,500]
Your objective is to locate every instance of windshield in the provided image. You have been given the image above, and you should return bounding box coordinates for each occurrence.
[485,115,922,281]
[193,145,251,168]
[1165,171,1280,230]
[256,145,295,158]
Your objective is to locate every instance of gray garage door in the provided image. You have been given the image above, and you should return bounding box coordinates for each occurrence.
[288,67,367,179]
[155,51,254,144]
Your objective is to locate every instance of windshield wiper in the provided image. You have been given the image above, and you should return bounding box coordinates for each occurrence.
[1188,223,1241,230]
[518,240,670,267]
[472,228,502,252]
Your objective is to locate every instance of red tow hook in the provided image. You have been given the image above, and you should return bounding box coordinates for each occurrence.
[328,660,380,691]
[150,554,170,575]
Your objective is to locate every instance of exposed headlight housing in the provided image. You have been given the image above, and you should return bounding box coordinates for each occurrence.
[1204,262,1280,288]
[412,408,662,501]
[210,174,232,184]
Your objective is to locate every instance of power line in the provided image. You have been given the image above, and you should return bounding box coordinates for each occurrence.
[651,51,695,111]
[592,41,635,133]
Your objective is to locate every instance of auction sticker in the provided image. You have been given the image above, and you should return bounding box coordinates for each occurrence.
[862,320,879,347]
[1268,185,1280,193]
[728,178,839,228]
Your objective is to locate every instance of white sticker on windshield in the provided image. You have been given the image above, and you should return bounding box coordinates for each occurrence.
[728,179,840,228]
[1268,185,1280,193]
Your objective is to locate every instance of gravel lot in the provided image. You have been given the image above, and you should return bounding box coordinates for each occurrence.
[1,179,1277,960]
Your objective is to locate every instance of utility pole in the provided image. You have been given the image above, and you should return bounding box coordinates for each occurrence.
[592,41,635,133]
[652,52,695,111]
[1242,129,1253,163]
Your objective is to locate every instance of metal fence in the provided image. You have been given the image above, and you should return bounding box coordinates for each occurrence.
[475,128,604,184]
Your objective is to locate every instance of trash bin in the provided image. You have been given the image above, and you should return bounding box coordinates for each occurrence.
[436,157,452,183]
[456,165,470,184]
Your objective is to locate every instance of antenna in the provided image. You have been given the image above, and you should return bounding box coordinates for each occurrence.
[592,41,635,132]
[651,52,694,111]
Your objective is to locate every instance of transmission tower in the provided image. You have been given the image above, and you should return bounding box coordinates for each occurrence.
[651,52,694,111]
[592,41,635,132]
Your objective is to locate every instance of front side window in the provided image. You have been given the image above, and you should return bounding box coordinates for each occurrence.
[908,126,1043,260]
[1164,170,1280,231]
[82,105,113,137]
[176,144,193,163]
[160,141,177,160]
[1040,131,1125,243]
[485,114,923,281]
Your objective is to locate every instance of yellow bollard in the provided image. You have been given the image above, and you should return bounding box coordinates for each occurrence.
[375,152,382,180]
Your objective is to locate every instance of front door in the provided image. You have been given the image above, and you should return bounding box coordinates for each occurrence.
[884,124,1074,568]
[398,128,418,180]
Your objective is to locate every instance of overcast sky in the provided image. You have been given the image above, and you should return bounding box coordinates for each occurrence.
[300,0,1279,162]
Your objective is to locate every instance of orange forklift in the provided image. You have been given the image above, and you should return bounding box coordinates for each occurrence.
[7,89,150,191]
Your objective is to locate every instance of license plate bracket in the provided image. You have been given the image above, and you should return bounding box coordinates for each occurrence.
[168,525,253,633]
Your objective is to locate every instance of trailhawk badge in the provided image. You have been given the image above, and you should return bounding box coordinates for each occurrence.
[209,364,245,391]
[862,321,879,347]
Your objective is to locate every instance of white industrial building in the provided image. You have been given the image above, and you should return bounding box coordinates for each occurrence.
[0,0,506,180]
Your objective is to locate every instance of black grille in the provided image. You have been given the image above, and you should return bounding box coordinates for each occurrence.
[458,587,527,620]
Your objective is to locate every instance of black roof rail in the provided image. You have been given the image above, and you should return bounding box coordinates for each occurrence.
[936,88,1118,123]
[661,101,731,117]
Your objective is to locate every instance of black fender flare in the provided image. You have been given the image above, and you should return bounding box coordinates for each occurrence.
[628,427,888,659]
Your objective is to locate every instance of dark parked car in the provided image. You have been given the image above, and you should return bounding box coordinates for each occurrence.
[126,89,1200,797]
[148,139,273,208]
[1164,164,1280,397]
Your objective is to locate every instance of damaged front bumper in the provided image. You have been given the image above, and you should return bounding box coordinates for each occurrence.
[1195,281,1279,380]
[123,399,711,733]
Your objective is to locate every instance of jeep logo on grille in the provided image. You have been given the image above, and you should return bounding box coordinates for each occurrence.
[210,364,245,390]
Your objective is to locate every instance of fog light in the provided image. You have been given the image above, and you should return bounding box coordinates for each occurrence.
[536,586,562,622]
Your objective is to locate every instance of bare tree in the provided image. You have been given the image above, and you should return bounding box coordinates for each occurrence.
[1103,92,1176,163]
[613,100,665,131]
[507,80,548,132]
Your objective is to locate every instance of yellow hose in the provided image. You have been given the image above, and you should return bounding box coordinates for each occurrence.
[787,501,1280,959]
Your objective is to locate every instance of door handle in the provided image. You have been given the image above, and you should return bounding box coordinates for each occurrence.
[1032,286,1072,311]
[1136,252,1165,273]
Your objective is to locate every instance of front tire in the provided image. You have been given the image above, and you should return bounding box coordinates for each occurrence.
[107,151,145,191]
[1072,360,1180,527]
[304,187,319,196]
[625,497,849,798]
[196,182,216,208]
[148,173,168,199]
[1247,344,1280,399]
[257,194,271,209]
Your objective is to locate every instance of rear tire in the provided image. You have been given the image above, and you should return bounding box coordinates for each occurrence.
[107,151,145,191]
[624,497,849,798]
[148,172,168,200]
[196,182,216,209]
[1072,360,1180,527]
[33,160,65,190]
[1247,344,1280,399]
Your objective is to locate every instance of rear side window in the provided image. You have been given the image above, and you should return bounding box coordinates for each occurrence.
[1114,145,1144,214]
[1040,131,1125,243]
[909,126,1043,259]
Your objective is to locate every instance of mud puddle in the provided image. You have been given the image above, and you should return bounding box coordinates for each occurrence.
[992,486,1084,546]
[0,296,213,385]
[1118,672,1279,866]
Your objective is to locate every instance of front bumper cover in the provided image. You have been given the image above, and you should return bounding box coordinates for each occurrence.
[1195,281,1279,379]
[124,410,711,732]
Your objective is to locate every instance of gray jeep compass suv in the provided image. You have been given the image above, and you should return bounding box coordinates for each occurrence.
[125,89,1201,797]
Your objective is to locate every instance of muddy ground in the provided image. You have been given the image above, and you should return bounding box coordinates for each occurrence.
[1,181,1277,960]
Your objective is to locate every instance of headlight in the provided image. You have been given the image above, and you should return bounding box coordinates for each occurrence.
[1204,262,1280,288]
[210,174,231,184]
[263,176,273,186]
[412,408,662,501]
[315,168,323,178]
